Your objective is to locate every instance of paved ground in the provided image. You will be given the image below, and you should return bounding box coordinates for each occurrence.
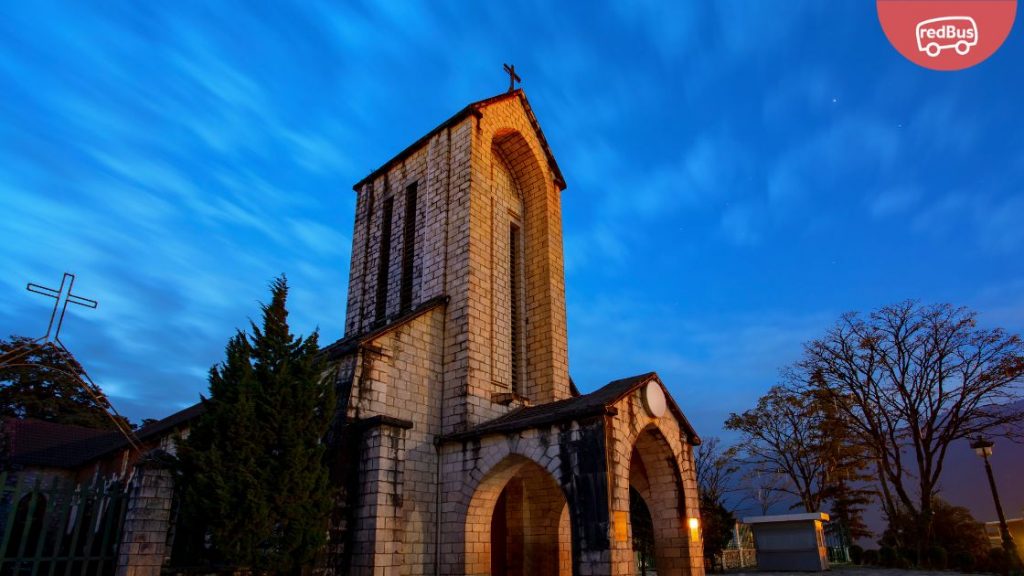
[724,567,985,576]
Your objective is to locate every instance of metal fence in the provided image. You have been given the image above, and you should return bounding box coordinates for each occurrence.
[0,472,128,576]
[824,521,851,564]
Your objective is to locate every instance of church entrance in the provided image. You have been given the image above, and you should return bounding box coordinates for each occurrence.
[465,456,571,576]
[629,425,691,576]
[630,487,656,575]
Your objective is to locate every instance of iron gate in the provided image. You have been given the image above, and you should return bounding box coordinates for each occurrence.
[0,472,128,576]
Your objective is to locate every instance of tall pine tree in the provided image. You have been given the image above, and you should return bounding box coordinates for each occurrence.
[176,276,335,573]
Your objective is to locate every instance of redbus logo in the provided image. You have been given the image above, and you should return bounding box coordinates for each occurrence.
[878,0,1016,71]
[917,16,978,57]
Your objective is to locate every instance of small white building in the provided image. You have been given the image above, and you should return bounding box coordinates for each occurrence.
[744,512,831,571]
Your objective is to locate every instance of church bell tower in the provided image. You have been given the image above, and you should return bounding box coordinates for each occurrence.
[341,88,570,433]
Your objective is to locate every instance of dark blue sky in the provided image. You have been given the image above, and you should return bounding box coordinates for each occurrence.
[2,1,1022,450]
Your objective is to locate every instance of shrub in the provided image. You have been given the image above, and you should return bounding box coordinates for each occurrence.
[987,548,1010,576]
[849,544,864,565]
[862,549,880,566]
[879,546,897,568]
[896,556,912,570]
[927,545,948,570]
[951,550,976,572]
[900,547,919,567]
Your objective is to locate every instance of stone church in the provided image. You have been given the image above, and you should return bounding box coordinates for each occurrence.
[322,88,705,576]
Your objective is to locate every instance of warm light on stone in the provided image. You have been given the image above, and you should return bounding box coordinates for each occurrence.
[642,381,667,418]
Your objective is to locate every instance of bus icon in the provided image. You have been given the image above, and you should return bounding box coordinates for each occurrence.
[916,16,979,57]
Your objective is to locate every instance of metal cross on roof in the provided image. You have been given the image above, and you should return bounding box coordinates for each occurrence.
[503,63,521,93]
[27,272,98,343]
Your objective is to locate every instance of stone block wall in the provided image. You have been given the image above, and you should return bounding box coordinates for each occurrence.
[332,93,703,576]
[438,417,612,576]
[116,451,175,576]
[465,96,571,423]
[332,305,445,575]
[344,119,472,338]
[346,419,411,576]
[341,93,570,438]
[605,379,703,576]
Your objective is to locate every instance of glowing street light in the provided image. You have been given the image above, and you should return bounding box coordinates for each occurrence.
[970,436,1022,568]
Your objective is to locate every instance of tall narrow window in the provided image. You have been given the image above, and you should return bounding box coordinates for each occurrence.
[509,223,522,394]
[375,196,394,323]
[399,182,418,313]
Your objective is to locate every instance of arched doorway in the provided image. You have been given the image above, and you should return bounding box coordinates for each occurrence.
[629,425,691,576]
[466,455,571,576]
[630,487,656,575]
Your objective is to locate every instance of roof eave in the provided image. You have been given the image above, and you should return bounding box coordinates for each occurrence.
[351,89,566,193]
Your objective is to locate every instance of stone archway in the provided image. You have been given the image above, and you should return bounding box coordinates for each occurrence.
[629,425,691,576]
[465,455,571,576]
[488,127,564,404]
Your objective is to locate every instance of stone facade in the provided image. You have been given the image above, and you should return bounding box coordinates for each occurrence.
[116,451,176,576]
[325,90,705,576]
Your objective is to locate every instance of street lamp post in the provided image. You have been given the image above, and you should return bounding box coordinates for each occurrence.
[971,437,1022,569]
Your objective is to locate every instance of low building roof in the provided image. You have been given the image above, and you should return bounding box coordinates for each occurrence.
[4,418,119,469]
[442,372,700,444]
[3,402,204,470]
[743,512,831,524]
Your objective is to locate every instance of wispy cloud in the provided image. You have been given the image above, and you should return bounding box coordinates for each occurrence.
[1,0,1021,436]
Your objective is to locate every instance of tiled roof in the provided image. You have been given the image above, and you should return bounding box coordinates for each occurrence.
[320,295,449,360]
[4,402,204,469]
[4,418,120,469]
[443,372,700,444]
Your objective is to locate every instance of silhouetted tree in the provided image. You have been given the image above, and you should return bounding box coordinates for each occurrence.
[694,436,741,568]
[737,469,788,515]
[801,302,1024,556]
[694,436,738,506]
[881,497,990,569]
[806,376,875,541]
[725,375,874,544]
[176,277,336,573]
[700,494,737,567]
[725,385,830,512]
[0,335,125,430]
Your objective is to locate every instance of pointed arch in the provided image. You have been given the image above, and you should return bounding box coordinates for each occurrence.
[488,128,560,402]
[465,454,572,576]
[628,424,693,576]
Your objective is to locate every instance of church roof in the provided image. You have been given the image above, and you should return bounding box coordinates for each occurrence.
[3,402,203,470]
[443,372,700,445]
[320,295,449,360]
[353,89,566,191]
[4,418,119,469]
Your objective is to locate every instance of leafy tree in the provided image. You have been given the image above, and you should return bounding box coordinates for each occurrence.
[806,377,875,541]
[738,469,788,515]
[176,277,336,573]
[0,335,125,430]
[693,436,738,506]
[801,302,1024,556]
[726,386,822,511]
[700,493,737,565]
[881,498,990,569]
[725,384,855,513]
[694,437,742,566]
[725,375,874,544]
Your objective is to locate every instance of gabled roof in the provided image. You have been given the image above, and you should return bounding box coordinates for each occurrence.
[4,418,119,469]
[442,372,701,444]
[320,295,449,360]
[353,89,566,191]
[3,402,204,470]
